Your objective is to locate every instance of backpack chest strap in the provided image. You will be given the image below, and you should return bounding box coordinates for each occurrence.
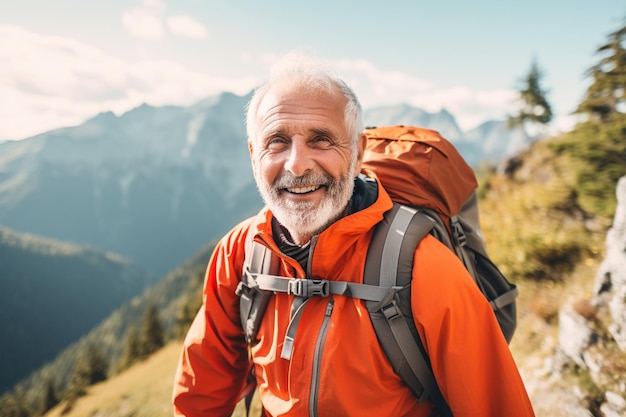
[252,273,402,303]
[252,272,406,360]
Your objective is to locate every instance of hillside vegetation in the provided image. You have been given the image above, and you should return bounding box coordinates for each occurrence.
[41,342,261,417]
[480,117,626,283]
[477,108,625,415]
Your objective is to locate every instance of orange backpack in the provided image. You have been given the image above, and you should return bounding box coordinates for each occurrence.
[237,125,518,417]
[362,124,477,230]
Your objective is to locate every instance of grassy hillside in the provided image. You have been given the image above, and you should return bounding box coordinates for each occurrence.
[42,342,262,417]
[0,226,153,394]
[44,342,182,417]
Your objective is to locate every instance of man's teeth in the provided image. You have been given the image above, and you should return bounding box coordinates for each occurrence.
[287,185,320,194]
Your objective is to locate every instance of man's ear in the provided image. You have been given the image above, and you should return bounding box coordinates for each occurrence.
[353,133,367,177]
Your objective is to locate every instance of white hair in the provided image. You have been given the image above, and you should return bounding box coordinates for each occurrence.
[245,51,363,149]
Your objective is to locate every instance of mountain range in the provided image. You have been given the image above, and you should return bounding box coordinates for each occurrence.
[0,92,531,278]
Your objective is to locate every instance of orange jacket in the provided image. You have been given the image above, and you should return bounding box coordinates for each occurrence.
[172,181,535,417]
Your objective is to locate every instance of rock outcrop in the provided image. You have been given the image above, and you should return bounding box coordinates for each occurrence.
[555,175,626,416]
[593,176,626,350]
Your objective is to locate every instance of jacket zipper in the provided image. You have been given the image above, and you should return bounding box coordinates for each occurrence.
[260,230,331,415]
[309,298,334,417]
[306,235,319,278]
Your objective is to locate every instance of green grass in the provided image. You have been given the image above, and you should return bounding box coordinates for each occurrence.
[44,342,261,417]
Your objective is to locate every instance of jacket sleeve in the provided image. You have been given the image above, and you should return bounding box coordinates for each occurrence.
[411,235,535,417]
[172,224,252,417]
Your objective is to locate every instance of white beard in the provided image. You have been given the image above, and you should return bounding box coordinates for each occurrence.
[255,168,355,241]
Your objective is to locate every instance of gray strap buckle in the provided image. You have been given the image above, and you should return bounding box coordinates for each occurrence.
[287,279,330,297]
[381,299,402,321]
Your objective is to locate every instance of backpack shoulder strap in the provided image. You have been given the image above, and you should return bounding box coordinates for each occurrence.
[236,234,279,417]
[364,203,453,417]
[237,234,279,344]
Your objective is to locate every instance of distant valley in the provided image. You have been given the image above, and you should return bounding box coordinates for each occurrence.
[0,227,152,394]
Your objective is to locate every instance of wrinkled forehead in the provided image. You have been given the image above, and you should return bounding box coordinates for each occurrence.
[254,81,348,133]
[257,79,346,113]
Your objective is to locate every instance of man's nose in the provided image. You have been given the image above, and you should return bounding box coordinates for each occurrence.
[284,140,315,177]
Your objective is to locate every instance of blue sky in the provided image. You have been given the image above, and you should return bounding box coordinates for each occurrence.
[0,0,624,140]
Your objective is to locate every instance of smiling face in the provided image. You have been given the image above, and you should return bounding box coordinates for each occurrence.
[248,82,364,244]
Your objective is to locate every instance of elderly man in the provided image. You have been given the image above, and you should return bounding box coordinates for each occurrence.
[172,52,535,417]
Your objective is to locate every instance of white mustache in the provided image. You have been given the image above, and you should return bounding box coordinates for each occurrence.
[273,171,335,190]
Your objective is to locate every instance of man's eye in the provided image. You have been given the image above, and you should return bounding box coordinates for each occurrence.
[312,136,332,147]
[267,137,288,150]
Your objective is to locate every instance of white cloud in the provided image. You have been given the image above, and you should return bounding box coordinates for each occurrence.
[414,86,517,131]
[0,27,573,142]
[0,25,258,140]
[333,58,517,131]
[122,7,165,40]
[336,58,434,93]
[250,53,577,132]
[122,1,209,41]
[167,15,209,39]
[0,26,128,100]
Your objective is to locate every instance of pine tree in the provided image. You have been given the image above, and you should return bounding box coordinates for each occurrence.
[36,377,59,416]
[175,266,204,338]
[117,325,141,372]
[576,19,626,121]
[62,344,108,413]
[0,386,30,417]
[85,344,109,385]
[138,304,164,358]
[175,292,202,338]
[508,59,553,130]
[563,17,626,220]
